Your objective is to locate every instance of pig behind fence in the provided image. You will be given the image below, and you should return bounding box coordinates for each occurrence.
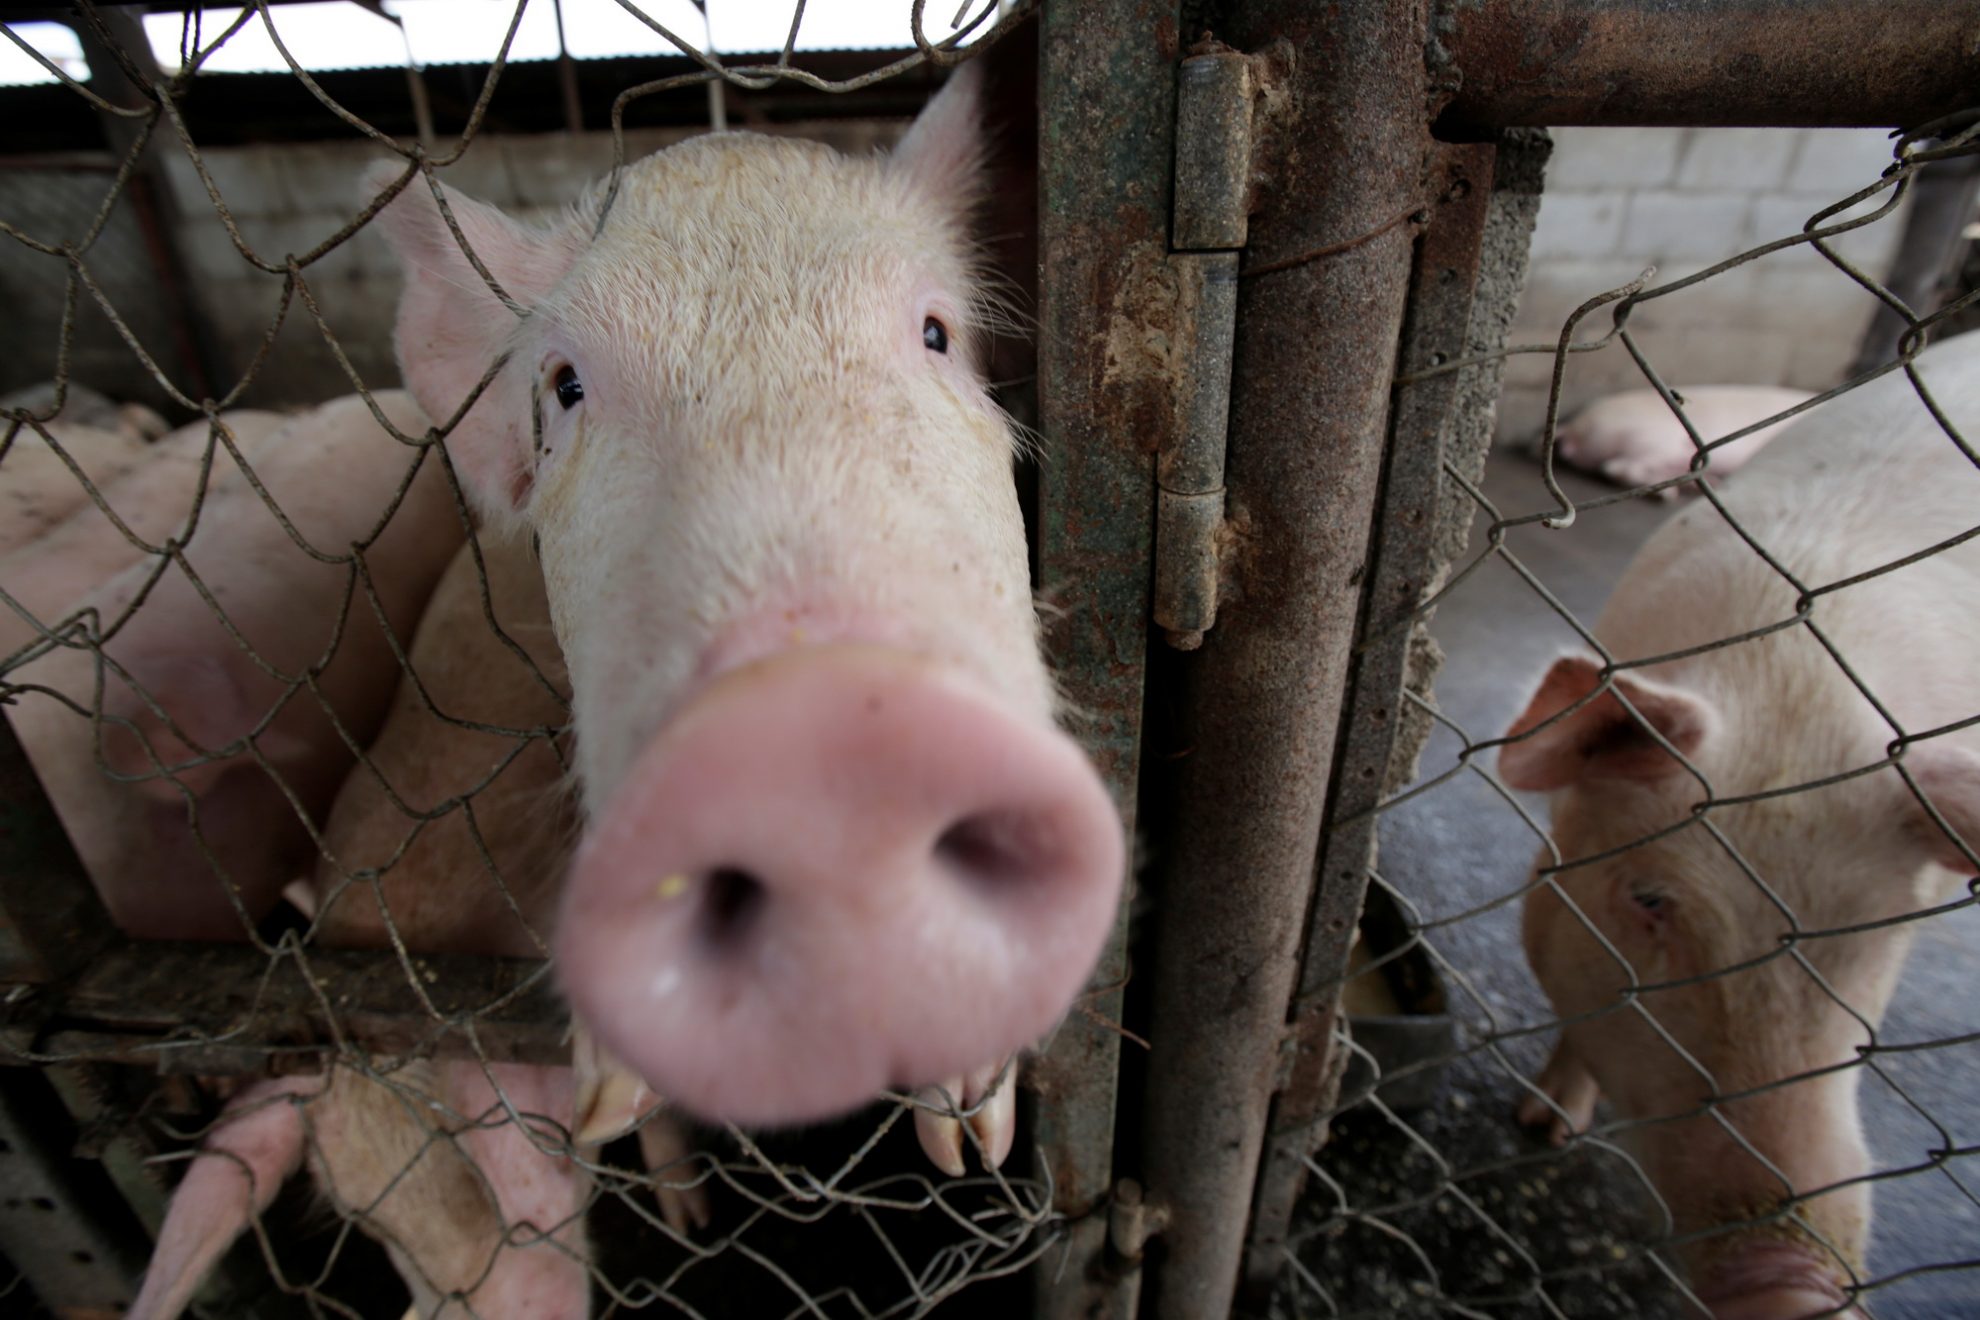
[1500,332,1980,1319]
[1547,384,1816,497]
[1,392,463,939]
[362,61,1123,1149]
[131,532,706,1320]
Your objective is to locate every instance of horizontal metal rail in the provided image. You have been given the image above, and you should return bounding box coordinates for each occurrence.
[1436,0,1980,130]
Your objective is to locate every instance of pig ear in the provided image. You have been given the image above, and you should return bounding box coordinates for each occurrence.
[890,61,988,205]
[1900,742,1980,874]
[362,162,584,512]
[1498,653,1715,791]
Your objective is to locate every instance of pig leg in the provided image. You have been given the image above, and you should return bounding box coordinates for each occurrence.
[1599,454,1688,497]
[914,1058,1019,1178]
[130,1075,318,1320]
[1516,1037,1601,1146]
[443,1063,593,1320]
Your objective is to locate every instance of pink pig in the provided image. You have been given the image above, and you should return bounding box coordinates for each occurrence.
[4,392,462,939]
[365,63,1123,1155]
[130,533,706,1320]
[1550,385,1815,497]
[1500,334,1980,1318]
[0,409,291,658]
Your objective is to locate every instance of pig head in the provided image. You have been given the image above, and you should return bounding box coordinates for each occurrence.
[1499,339,1980,1318]
[368,64,1124,1129]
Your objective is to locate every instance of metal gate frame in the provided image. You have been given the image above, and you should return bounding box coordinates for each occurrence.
[1031,2,1979,1318]
[3,1,1978,1317]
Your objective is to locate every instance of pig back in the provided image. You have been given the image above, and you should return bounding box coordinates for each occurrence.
[310,531,575,958]
[1593,332,1980,749]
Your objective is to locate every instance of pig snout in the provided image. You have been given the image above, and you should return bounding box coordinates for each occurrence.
[1695,1242,1863,1320]
[556,643,1123,1127]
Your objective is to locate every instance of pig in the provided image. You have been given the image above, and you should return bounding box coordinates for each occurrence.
[1499,333,1980,1318]
[130,533,707,1320]
[363,61,1123,1158]
[1547,385,1815,497]
[2,391,462,939]
[0,408,291,658]
[0,415,156,557]
[0,380,170,444]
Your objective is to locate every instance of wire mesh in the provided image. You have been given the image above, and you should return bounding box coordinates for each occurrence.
[1280,116,1980,1319]
[0,3,1060,1317]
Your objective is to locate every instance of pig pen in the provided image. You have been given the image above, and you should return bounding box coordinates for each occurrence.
[2,4,1979,1320]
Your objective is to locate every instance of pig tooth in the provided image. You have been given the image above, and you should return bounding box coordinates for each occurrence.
[965,1061,1018,1171]
[571,1028,659,1145]
[914,1081,969,1178]
[574,1068,658,1146]
[637,1115,711,1234]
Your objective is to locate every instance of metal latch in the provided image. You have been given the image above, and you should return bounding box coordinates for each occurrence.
[1155,47,1255,650]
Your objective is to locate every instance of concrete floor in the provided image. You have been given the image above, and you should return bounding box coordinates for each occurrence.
[1286,451,1980,1318]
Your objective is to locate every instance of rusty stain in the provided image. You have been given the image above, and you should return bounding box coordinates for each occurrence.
[1437,0,1980,129]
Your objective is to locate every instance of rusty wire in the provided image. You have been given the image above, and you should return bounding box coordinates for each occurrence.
[0,3,1051,1316]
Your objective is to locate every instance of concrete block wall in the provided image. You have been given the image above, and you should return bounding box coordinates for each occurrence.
[1497,127,1911,445]
[147,120,905,408]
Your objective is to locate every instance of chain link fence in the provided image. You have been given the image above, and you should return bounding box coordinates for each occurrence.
[5,3,1980,1319]
[1276,115,1980,1319]
[1,3,1063,1317]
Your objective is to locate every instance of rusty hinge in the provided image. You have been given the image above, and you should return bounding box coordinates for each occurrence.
[1155,46,1255,650]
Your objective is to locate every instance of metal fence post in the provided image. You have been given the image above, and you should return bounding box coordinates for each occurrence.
[1137,3,1432,1316]
[1239,131,1550,1301]
[1031,3,1177,1315]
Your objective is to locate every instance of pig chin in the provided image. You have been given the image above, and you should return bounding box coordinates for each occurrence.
[1691,1236,1863,1320]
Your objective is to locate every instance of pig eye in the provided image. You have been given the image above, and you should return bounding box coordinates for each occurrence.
[553,364,584,410]
[1631,890,1670,918]
[922,317,949,355]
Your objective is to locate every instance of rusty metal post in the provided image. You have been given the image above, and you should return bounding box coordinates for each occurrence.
[69,4,223,400]
[1137,3,1431,1317]
[1434,0,1980,130]
[1851,149,1980,376]
[1239,138,1509,1302]
[1030,2,1178,1316]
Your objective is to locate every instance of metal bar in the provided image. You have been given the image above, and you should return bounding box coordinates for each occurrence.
[1435,0,1980,130]
[71,5,224,400]
[1136,2,1431,1315]
[1239,139,1501,1304]
[1,942,568,1072]
[0,1069,149,1314]
[1851,149,1980,375]
[1030,2,1177,1316]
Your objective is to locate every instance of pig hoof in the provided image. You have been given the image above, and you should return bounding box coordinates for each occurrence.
[1517,1046,1599,1145]
[636,1114,711,1235]
[914,1059,1018,1178]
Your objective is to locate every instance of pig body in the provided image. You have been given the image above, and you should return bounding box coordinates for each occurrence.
[1550,385,1815,496]
[0,418,156,557]
[3,392,462,939]
[132,534,706,1320]
[1500,335,1980,1317]
[0,409,290,658]
[368,62,1122,1143]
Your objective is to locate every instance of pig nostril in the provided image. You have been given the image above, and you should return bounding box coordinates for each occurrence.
[700,867,767,944]
[935,812,1038,887]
